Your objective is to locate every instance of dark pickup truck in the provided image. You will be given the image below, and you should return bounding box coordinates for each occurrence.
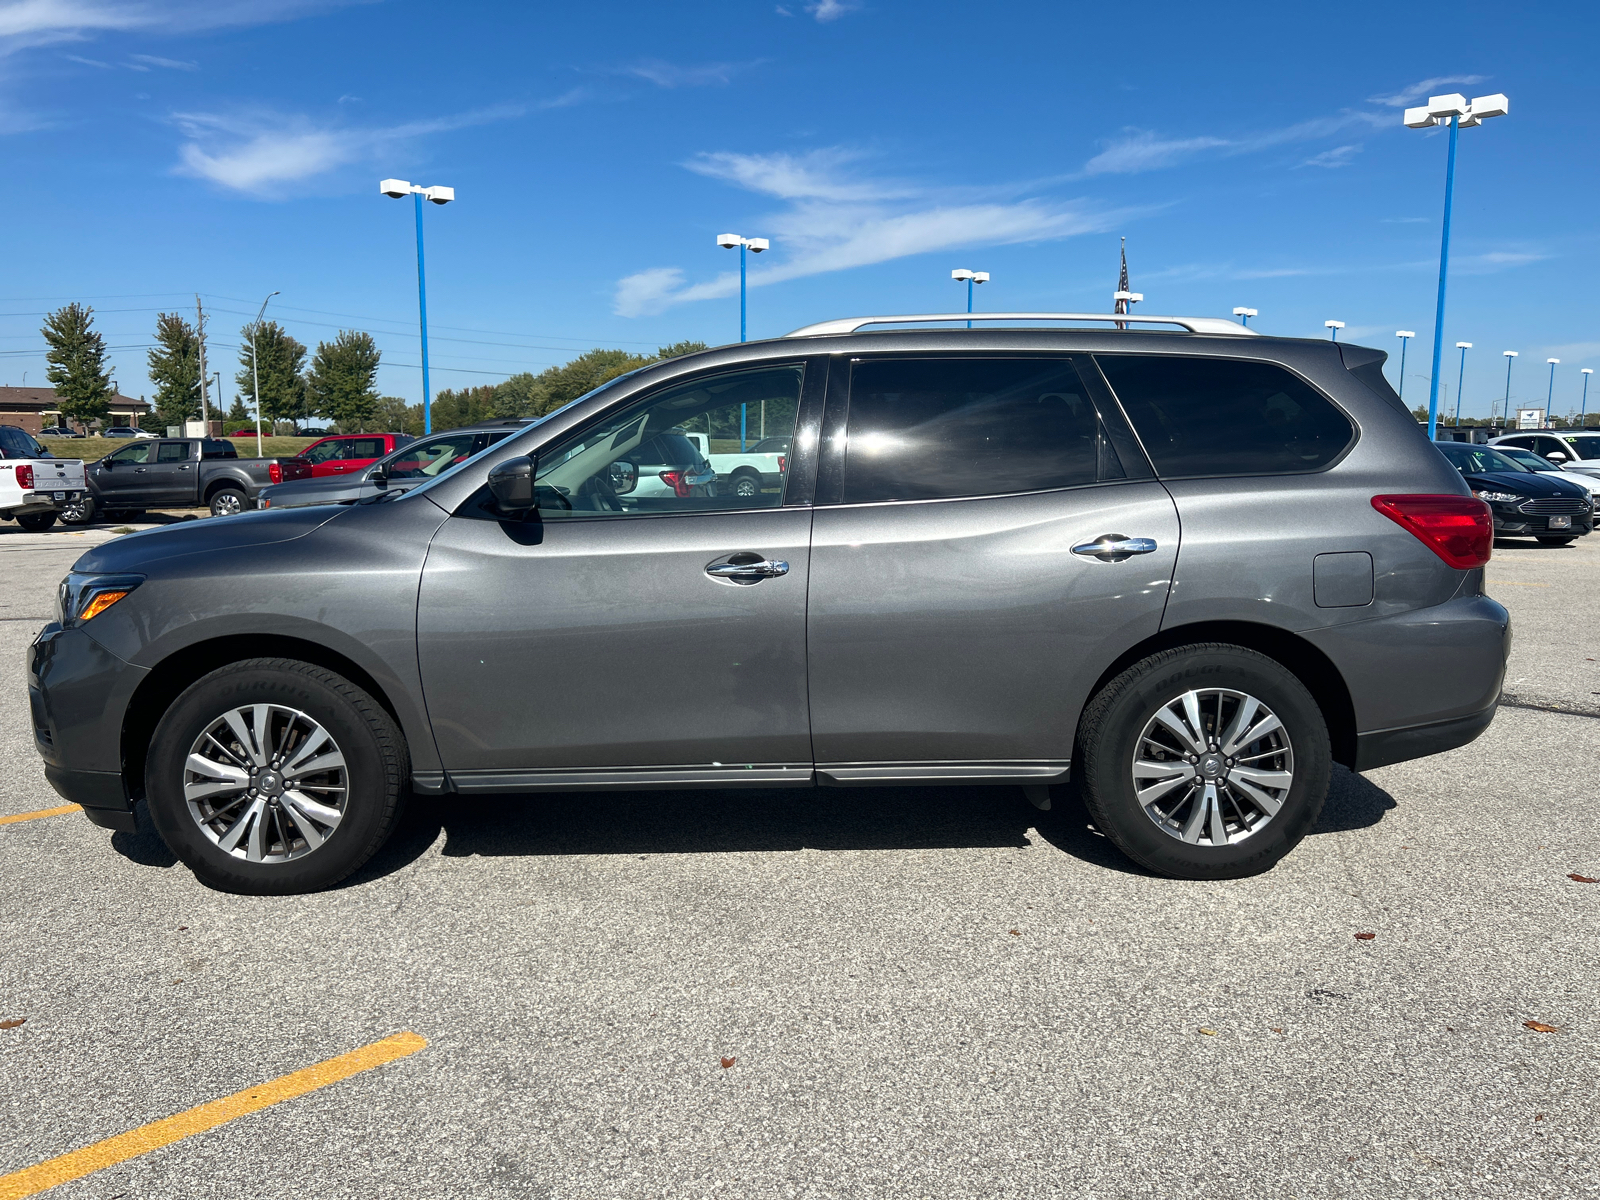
[60,438,288,523]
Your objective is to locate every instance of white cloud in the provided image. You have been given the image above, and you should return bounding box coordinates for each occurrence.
[805,0,858,20]
[172,104,522,192]
[1084,131,1229,175]
[614,148,1124,316]
[128,51,196,69]
[0,0,368,56]
[616,59,753,88]
[1367,75,1488,107]
[1301,144,1361,169]
[1452,250,1549,274]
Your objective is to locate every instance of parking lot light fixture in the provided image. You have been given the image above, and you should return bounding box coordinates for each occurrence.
[1582,369,1594,429]
[1232,307,1257,327]
[249,292,280,455]
[1325,320,1345,342]
[1498,351,1517,427]
[381,178,455,435]
[718,234,769,343]
[1395,332,1416,401]
[1404,92,1510,442]
[1547,358,1561,412]
[952,269,989,328]
[1454,342,1472,425]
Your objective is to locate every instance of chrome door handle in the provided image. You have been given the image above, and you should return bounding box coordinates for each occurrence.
[706,558,789,580]
[1071,534,1158,562]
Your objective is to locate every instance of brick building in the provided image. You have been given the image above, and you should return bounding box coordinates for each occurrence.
[0,387,151,435]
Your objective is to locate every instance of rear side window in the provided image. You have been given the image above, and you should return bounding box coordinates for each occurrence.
[1096,355,1355,478]
[349,437,387,458]
[158,442,190,462]
[841,357,1111,504]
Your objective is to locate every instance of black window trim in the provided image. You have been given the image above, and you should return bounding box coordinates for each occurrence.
[1086,351,1363,482]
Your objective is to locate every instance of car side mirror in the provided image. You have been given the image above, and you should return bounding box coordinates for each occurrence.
[367,462,388,483]
[487,454,538,512]
[607,460,638,495]
[1546,451,1568,462]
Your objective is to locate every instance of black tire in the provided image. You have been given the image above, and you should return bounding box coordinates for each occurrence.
[57,495,95,525]
[1076,643,1331,880]
[726,470,761,498]
[209,487,249,518]
[16,511,57,531]
[1536,536,1576,546]
[145,658,409,894]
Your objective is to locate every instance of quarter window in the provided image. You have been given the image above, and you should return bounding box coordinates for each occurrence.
[839,357,1110,505]
[1096,355,1355,478]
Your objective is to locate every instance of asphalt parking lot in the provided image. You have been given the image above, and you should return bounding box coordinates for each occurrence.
[1,519,1595,1199]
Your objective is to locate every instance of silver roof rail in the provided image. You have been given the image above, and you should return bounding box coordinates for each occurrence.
[784,312,1259,338]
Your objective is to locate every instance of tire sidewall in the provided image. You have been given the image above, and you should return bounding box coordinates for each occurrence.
[146,662,397,893]
[209,489,248,517]
[1081,647,1331,879]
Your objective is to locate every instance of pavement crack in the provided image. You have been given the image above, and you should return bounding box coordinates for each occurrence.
[1499,693,1600,721]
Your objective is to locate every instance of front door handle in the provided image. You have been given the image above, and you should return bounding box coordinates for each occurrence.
[1071,534,1159,562]
[706,557,790,583]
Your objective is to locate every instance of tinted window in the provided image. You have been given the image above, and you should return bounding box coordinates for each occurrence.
[527,365,803,519]
[0,427,33,457]
[840,358,1107,504]
[1096,355,1354,478]
[1497,448,1558,471]
[349,437,387,459]
[302,439,349,465]
[157,442,190,463]
[201,440,236,459]
[1437,443,1528,473]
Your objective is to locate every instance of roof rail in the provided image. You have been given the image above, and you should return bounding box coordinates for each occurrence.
[783,312,1259,338]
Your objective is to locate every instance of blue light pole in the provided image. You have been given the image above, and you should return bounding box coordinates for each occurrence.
[1582,369,1594,429]
[716,234,770,450]
[381,178,455,435]
[1395,331,1415,403]
[1546,358,1560,424]
[1404,92,1509,441]
[1499,351,1517,427]
[952,269,989,327]
[1454,341,1471,425]
[1325,320,1344,342]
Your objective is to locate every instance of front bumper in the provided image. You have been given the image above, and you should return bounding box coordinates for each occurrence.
[1489,503,1593,537]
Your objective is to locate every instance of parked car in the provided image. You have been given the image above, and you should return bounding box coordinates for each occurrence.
[259,422,530,510]
[0,425,87,531]
[60,437,290,523]
[101,426,157,439]
[230,429,261,437]
[1490,446,1600,497]
[1434,441,1593,544]
[38,426,85,439]
[31,313,1511,894]
[1489,431,1600,480]
[681,431,788,497]
[279,433,416,483]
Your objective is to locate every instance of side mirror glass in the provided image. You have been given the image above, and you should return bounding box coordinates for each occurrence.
[487,454,538,513]
[607,460,638,495]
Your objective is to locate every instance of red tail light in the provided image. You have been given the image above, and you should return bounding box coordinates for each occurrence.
[16,464,33,490]
[658,469,692,498]
[1371,494,1493,569]
[777,455,787,473]
[268,462,282,484]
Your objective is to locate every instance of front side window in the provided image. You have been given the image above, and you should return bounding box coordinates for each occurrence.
[388,434,480,480]
[108,443,153,465]
[1096,354,1355,478]
[0,427,33,457]
[530,365,804,519]
[840,357,1108,505]
[302,439,349,465]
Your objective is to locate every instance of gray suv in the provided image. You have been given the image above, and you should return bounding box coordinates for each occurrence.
[28,314,1511,893]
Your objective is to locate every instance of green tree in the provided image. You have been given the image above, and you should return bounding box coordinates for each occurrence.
[43,303,114,429]
[225,394,251,426]
[308,330,382,432]
[236,321,310,430]
[373,395,423,436]
[657,339,709,360]
[146,312,202,431]
[428,385,497,431]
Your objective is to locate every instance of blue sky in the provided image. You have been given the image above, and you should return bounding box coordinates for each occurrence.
[2,0,1596,420]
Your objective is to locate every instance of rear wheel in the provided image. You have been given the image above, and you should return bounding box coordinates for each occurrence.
[209,487,248,517]
[725,470,761,498]
[1076,644,1331,880]
[57,496,95,525]
[16,512,57,531]
[145,658,409,894]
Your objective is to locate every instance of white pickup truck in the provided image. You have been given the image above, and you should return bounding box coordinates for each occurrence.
[0,426,87,532]
[682,432,789,497]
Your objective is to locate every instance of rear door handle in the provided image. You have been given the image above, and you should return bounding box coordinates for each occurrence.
[706,557,790,582]
[1071,534,1159,562]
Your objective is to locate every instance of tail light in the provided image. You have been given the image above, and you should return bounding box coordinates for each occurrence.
[1371,494,1493,569]
[777,455,787,473]
[658,469,692,498]
[268,462,282,484]
[16,464,33,490]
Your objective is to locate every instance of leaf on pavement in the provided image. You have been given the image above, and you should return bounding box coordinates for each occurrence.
[1198,1028,1217,1036]
[1355,932,1376,940]
[720,1056,736,1069]
[0,1018,25,1029]
[1523,1020,1559,1033]
[1008,929,1021,936]
[1569,874,1598,884]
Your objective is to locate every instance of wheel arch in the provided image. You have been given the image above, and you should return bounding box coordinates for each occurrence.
[202,476,249,502]
[1085,620,1359,768]
[120,634,404,801]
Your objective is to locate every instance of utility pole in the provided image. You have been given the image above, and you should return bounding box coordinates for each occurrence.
[195,295,210,435]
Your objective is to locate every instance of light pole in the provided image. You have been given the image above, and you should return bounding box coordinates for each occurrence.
[1232,307,1257,327]
[1395,331,1415,402]
[1498,351,1517,428]
[1545,358,1560,422]
[249,291,280,455]
[380,179,455,435]
[1582,369,1594,429]
[1113,289,1143,331]
[716,233,770,343]
[1453,342,1471,425]
[1325,320,1344,342]
[1404,91,1510,441]
[952,269,989,328]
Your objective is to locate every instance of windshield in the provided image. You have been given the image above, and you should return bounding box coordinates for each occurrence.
[1561,435,1600,461]
[385,434,481,480]
[1498,447,1558,471]
[1437,443,1529,474]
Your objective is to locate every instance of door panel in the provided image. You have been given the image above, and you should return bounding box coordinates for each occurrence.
[418,508,814,777]
[807,484,1179,767]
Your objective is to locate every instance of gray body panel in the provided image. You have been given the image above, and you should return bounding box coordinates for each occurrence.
[261,472,391,509]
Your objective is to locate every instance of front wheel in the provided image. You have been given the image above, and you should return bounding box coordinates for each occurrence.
[16,511,57,531]
[1076,644,1331,880]
[57,496,95,525]
[144,658,409,894]
[209,487,249,517]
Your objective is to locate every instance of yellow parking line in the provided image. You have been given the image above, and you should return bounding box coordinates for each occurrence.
[0,805,82,826]
[0,1031,427,1199]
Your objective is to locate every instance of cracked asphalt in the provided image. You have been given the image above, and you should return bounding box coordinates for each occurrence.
[1,521,1595,1199]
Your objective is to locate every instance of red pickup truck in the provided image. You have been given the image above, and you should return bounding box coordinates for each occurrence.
[273,433,415,483]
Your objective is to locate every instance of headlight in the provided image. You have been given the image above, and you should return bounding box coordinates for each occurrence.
[57,572,144,625]
[1471,490,1520,503]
